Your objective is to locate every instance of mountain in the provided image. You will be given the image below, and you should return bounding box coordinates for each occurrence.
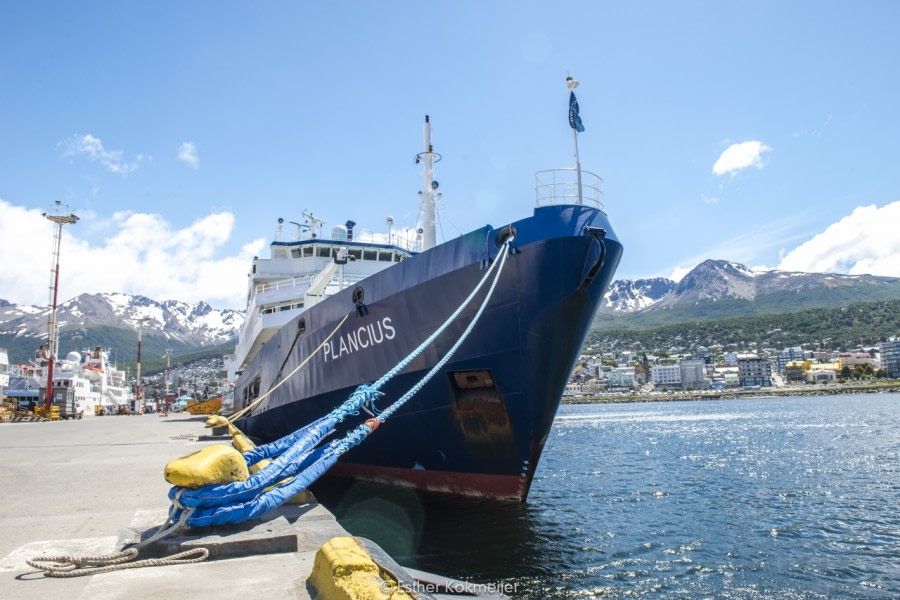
[3,260,899,365]
[596,260,900,328]
[0,292,243,365]
[602,277,675,312]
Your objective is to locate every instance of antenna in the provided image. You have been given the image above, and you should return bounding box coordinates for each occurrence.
[415,115,442,250]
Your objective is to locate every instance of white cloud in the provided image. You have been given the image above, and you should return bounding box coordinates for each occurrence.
[178,142,199,168]
[777,202,900,276]
[60,134,144,175]
[0,198,264,310]
[712,140,771,176]
[668,266,691,282]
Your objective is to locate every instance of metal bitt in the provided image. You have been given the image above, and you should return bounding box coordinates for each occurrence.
[42,201,78,410]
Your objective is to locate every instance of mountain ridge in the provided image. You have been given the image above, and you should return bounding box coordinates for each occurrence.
[0,292,244,365]
[599,259,900,328]
[3,260,899,364]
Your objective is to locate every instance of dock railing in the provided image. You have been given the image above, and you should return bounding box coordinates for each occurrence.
[535,168,603,210]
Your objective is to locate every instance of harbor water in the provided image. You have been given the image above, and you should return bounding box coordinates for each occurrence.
[315,393,900,598]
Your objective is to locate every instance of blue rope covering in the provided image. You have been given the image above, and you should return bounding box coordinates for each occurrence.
[328,383,383,422]
[171,415,336,509]
[240,415,334,467]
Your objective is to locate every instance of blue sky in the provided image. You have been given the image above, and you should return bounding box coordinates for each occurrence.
[2,1,899,310]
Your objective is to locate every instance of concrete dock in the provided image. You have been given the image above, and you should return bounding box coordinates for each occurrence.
[0,412,350,599]
[0,411,510,600]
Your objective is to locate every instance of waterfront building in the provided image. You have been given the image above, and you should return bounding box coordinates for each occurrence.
[838,352,875,369]
[737,354,772,387]
[607,367,636,391]
[582,378,605,395]
[679,358,708,390]
[784,360,812,382]
[651,364,681,389]
[880,338,900,378]
[777,347,812,372]
[805,368,837,384]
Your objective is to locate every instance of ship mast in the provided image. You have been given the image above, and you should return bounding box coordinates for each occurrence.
[416,115,442,250]
[42,201,78,410]
[567,75,584,205]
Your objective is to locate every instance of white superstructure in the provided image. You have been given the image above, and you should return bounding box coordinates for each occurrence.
[227,212,419,379]
[226,116,446,380]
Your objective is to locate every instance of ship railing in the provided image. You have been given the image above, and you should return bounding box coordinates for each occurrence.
[255,275,314,295]
[535,168,604,210]
[345,228,422,253]
[324,271,369,290]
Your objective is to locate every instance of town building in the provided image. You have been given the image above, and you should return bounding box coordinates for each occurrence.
[737,354,772,387]
[650,364,681,389]
[880,338,900,378]
[838,352,876,369]
[607,367,636,390]
[784,360,812,382]
[679,359,708,390]
[777,347,812,372]
[805,368,837,384]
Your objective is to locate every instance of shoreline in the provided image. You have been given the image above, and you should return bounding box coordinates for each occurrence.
[562,382,900,404]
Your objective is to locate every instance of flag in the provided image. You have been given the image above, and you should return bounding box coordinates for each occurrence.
[568,91,585,132]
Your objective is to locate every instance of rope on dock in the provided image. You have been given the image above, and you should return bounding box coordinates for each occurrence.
[26,547,209,578]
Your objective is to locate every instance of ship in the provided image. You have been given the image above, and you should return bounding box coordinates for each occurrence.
[5,345,133,416]
[228,112,623,501]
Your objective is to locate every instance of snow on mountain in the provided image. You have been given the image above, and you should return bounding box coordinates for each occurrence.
[600,259,900,314]
[602,277,676,313]
[0,293,243,345]
[646,259,900,311]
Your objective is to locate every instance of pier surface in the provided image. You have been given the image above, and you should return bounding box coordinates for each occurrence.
[0,412,347,600]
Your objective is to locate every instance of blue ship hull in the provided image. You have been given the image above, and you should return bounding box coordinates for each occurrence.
[233,204,623,500]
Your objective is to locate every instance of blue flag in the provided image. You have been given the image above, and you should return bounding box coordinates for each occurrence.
[568,91,585,132]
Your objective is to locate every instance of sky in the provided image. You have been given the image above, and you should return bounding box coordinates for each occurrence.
[2,1,899,310]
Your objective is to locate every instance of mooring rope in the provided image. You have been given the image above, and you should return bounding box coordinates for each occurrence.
[228,311,352,423]
[338,237,514,416]
[333,237,514,455]
[26,491,202,578]
[26,547,210,578]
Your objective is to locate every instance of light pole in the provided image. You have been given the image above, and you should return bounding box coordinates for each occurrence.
[42,201,78,410]
[164,348,173,412]
[135,317,149,414]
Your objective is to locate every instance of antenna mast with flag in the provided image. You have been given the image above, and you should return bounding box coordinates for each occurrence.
[567,75,585,205]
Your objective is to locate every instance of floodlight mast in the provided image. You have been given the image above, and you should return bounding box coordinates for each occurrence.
[42,201,78,411]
